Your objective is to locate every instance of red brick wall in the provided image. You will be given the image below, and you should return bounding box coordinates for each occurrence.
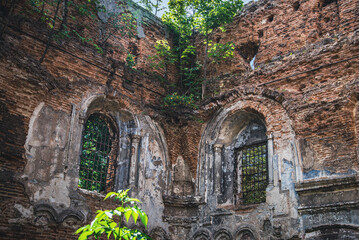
[1,0,359,238]
[0,1,168,238]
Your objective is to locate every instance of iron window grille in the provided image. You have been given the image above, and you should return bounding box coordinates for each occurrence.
[79,114,117,192]
[235,141,268,205]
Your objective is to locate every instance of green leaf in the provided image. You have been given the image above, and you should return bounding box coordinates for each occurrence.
[75,189,149,239]
[127,198,141,203]
[78,231,94,240]
[139,210,148,228]
[104,192,115,200]
[109,222,117,229]
[75,225,88,234]
[131,208,139,224]
[107,230,112,239]
[124,209,132,222]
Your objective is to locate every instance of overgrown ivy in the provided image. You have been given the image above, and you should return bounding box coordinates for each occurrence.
[26,0,138,62]
[3,0,243,110]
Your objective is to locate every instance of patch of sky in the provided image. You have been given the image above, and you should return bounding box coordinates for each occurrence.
[250,54,256,70]
[133,0,256,17]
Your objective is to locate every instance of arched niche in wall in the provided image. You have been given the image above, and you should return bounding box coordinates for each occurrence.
[22,94,170,227]
[234,225,259,240]
[23,102,74,208]
[210,110,269,206]
[197,95,302,214]
[73,94,171,230]
[192,228,213,240]
[76,96,138,192]
[214,228,233,240]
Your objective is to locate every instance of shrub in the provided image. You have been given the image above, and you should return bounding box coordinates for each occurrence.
[163,92,198,109]
[75,189,150,240]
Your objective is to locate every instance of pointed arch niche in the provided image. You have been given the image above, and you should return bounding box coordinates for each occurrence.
[197,96,302,211]
[69,95,170,195]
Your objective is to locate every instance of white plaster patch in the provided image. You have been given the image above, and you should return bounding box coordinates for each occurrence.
[14,204,33,218]
[33,174,71,208]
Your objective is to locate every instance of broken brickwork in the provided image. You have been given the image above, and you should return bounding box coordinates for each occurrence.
[1,0,359,239]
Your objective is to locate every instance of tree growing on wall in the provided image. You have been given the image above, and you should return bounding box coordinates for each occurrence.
[136,0,164,16]
[1,0,243,107]
[155,0,243,106]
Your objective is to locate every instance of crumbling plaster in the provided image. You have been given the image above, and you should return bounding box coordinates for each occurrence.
[1,0,359,239]
[21,94,171,232]
[191,93,302,239]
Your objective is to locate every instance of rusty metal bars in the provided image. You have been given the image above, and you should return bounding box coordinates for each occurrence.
[237,142,268,205]
[79,114,113,192]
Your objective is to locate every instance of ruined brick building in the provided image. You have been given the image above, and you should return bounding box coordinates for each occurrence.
[1,0,359,239]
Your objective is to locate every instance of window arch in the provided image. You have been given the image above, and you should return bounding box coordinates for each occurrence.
[78,113,118,192]
[202,109,270,207]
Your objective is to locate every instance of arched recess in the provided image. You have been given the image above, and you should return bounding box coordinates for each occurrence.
[72,94,171,230]
[74,95,139,192]
[21,93,170,232]
[234,225,260,240]
[214,228,233,240]
[197,93,301,211]
[191,228,213,240]
[73,95,170,192]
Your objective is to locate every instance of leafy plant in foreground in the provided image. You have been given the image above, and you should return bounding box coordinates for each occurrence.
[75,189,150,240]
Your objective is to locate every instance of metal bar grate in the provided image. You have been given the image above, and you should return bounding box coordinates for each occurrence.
[79,114,113,192]
[237,142,268,205]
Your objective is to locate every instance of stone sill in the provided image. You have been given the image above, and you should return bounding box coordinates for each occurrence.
[162,216,198,225]
[217,203,262,214]
[295,174,359,193]
[78,188,106,198]
[162,195,205,207]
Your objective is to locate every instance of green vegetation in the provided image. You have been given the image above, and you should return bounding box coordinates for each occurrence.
[163,92,197,109]
[21,0,243,107]
[76,189,150,240]
[208,41,235,64]
[27,0,137,62]
[136,0,165,16]
[152,0,243,108]
[126,53,137,69]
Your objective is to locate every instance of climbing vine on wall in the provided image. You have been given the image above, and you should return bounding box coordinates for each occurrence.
[25,0,138,62]
[1,0,244,109]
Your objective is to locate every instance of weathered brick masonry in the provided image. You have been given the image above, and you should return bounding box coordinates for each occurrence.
[1,0,359,239]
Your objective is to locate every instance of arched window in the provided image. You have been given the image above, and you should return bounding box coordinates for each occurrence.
[78,113,118,192]
[206,110,269,207]
[234,119,268,206]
